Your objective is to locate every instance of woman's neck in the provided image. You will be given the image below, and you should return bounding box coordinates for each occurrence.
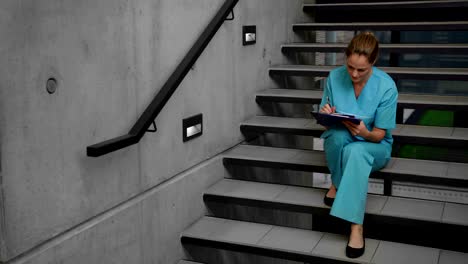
[354,85,364,98]
[353,68,372,98]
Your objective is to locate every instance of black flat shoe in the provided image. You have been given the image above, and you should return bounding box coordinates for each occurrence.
[323,194,334,207]
[346,240,365,259]
[323,188,337,207]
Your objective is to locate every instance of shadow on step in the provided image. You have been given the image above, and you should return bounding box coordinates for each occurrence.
[205,201,468,253]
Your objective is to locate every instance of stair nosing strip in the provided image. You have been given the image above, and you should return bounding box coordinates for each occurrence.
[255,88,468,110]
[303,0,468,9]
[223,145,467,187]
[241,116,468,146]
[204,179,468,226]
[182,217,459,263]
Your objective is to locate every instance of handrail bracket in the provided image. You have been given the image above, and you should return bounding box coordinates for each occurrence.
[226,9,235,21]
[147,121,157,133]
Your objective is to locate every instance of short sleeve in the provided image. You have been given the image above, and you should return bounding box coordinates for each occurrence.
[374,86,398,130]
[320,76,332,109]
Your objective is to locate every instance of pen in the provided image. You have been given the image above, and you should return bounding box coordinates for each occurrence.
[327,96,331,107]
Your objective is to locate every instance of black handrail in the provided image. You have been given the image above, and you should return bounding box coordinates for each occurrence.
[87,0,239,157]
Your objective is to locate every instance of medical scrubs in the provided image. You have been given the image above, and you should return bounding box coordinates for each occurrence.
[320,66,398,225]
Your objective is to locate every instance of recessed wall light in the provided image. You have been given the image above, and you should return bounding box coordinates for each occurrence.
[243,25,256,46]
[183,114,203,142]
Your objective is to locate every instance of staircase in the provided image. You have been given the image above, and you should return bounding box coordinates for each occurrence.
[180,1,468,263]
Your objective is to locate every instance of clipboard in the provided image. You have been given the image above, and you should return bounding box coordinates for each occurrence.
[311,111,361,126]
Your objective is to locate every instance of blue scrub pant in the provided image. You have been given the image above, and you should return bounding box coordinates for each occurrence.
[322,127,392,224]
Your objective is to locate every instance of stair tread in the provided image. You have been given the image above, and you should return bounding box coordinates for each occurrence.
[256,88,468,110]
[223,144,468,185]
[241,115,468,142]
[182,216,468,264]
[257,88,321,100]
[294,21,468,26]
[242,116,321,130]
[269,64,468,76]
[303,0,468,10]
[303,1,468,23]
[292,21,468,31]
[281,43,468,54]
[178,261,204,264]
[205,178,468,226]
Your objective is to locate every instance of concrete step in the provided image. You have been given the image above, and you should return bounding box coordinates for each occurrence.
[304,0,468,11]
[178,260,204,264]
[281,43,468,55]
[222,144,468,188]
[240,116,468,148]
[204,178,468,252]
[303,1,468,23]
[181,216,468,263]
[292,21,468,32]
[269,65,468,81]
[256,88,468,111]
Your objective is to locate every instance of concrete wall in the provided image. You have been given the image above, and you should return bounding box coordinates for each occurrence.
[0,0,304,262]
[8,156,227,264]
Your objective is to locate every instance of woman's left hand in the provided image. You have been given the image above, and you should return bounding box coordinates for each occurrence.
[342,120,368,137]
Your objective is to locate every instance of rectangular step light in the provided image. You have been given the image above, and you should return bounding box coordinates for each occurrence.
[243,25,256,45]
[183,113,203,142]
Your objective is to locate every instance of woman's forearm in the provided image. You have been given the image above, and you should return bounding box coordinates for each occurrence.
[361,127,386,143]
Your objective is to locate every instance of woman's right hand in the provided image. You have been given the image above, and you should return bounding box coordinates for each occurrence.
[320,104,336,114]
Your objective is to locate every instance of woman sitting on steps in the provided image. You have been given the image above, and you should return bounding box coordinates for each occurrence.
[319,31,398,259]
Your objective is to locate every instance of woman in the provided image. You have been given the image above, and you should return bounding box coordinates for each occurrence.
[319,32,398,258]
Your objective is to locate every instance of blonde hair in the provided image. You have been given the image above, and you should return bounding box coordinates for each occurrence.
[345,32,379,64]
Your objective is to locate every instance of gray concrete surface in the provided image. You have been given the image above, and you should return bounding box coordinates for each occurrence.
[8,155,225,264]
[0,0,305,262]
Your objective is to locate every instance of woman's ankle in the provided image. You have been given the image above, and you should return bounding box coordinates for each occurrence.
[326,185,337,198]
[349,224,364,248]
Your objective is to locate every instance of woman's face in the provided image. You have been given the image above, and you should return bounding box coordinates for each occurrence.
[346,53,373,85]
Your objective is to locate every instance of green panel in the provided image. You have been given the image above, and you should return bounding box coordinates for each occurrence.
[397,145,449,160]
[397,110,454,160]
[418,110,453,127]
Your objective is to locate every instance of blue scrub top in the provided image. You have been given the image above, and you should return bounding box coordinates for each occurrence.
[320,66,398,145]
